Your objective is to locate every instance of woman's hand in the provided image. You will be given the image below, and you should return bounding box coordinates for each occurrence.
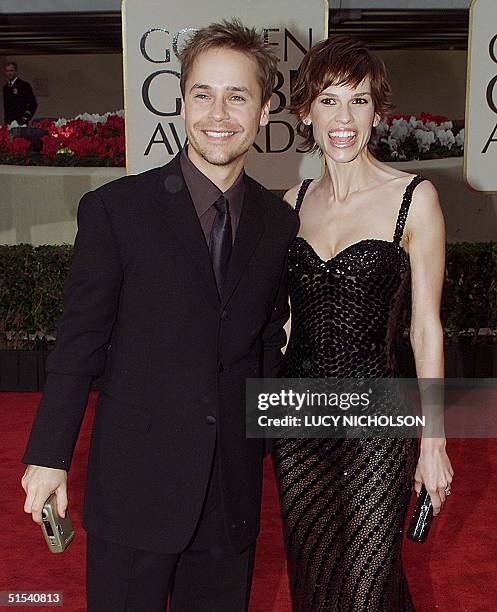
[414,437,454,515]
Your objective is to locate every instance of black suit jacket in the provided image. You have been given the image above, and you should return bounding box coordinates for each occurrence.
[3,78,37,124]
[23,153,299,554]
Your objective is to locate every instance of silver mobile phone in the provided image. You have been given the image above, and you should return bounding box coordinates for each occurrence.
[41,493,75,553]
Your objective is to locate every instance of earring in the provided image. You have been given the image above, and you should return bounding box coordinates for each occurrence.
[303,118,311,126]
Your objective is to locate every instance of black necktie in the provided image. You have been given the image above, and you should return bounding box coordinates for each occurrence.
[210,195,232,294]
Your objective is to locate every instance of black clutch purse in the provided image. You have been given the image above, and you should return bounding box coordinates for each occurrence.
[407,484,433,543]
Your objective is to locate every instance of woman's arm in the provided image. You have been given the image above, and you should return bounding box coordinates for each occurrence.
[406,180,454,515]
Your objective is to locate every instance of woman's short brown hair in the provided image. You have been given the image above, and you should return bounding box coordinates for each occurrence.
[178,19,278,106]
[290,35,393,153]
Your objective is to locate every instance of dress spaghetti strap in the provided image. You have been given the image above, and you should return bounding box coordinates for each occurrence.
[295,179,313,214]
[393,175,426,245]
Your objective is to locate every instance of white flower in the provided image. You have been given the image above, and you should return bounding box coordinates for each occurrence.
[390,119,410,142]
[387,136,399,151]
[372,113,461,159]
[414,128,435,152]
[75,112,106,124]
[455,129,464,148]
[74,110,125,124]
[381,136,399,152]
[436,128,455,149]
[375,121,389,138]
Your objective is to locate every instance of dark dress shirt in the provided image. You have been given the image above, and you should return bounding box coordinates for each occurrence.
[179,147,244,245]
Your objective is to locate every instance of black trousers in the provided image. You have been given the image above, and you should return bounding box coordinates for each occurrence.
[86,448,256,611]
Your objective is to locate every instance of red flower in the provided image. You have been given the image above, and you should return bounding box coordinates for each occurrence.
[41,135,60,159]
[388,112,449,125]
[0,125,10,150]
[9,137,30,156]
[2,113,126,166]
[32,118,56,132]
[419,112,449,124]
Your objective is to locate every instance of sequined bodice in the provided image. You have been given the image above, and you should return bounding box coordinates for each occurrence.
[283,176,424,378]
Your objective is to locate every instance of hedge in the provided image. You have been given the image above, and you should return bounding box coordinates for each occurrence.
[0,242,496,350]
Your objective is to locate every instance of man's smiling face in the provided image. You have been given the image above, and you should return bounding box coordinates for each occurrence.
[181,47,269,169]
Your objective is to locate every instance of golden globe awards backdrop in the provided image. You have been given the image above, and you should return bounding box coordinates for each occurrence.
[122,0,328,188]
[465,0,497,192]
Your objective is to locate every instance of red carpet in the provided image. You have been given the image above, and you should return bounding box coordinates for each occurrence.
[1,392,496,611]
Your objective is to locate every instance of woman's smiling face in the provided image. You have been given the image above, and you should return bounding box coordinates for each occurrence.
[305,76,380,163]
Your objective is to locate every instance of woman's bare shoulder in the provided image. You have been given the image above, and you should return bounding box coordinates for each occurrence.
[283,182,304,209]
[283,179,319,209]
[409,178,441,220]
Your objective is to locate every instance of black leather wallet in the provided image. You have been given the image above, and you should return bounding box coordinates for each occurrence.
[407,484,433,543]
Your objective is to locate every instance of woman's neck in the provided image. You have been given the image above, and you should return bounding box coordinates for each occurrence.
[321,149,382,203]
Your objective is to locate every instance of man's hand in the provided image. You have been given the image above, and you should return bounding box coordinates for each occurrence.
[21,465,68,524]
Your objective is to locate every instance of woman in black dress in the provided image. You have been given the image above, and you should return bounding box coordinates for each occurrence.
[272,36,454,611]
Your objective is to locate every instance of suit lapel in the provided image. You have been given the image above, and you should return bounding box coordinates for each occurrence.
[221,177,265,308]
[155,154,220,304]
[154,156,266,308]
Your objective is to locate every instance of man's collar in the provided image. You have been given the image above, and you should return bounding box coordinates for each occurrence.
[179,147,245,216]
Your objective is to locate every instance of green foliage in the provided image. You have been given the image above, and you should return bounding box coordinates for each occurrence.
[31,245,73,340]
[0,243,496,350]
[0,244,72,349]
[443,242,497,343]
[396,242,497,345]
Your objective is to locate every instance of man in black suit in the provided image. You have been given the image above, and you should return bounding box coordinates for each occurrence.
[3,62,37,125]
[21,20,298,611]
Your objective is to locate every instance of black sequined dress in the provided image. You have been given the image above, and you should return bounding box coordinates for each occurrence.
[272,176,425,612]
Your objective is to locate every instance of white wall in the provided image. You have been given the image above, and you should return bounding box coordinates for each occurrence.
[2,159,495,245]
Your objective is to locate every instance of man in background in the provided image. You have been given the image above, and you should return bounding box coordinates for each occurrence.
[3,62,37,125]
